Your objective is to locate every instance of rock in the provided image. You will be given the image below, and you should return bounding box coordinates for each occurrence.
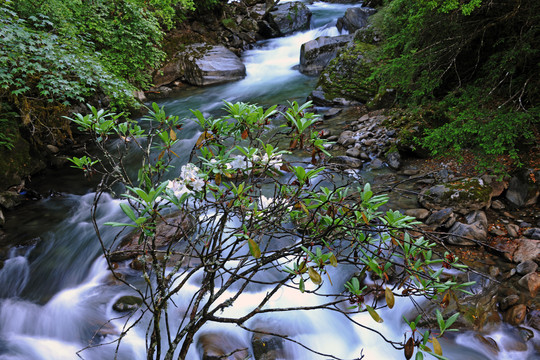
[513,239,540,264]
[506,223,520,238]
[46,144,59,154]
[0,191,25,210]
[337,130,356,146]
[308,87,334,106]
[524,228,540,240]
[518,272,540,297]
[323,108,342,119]
[133,90,147,102]
[369,158,384,169]
[109,211,195,262]
[418,178,492,215]
[252,333,285,360]
[517,326,534,342]
[520,221,532,228]
[299,34,353,75]
[112,295,143,312]
[499,294,520,311]
[267,1,312,36]
[345,147,361,158]
[197,333,249,360]
[516,260,538,275]
[178,44,246,86]
[447,221,486,246]
[504,304,527,326]
[505,169,540,207]
[0,209,4,227]
[466,210,488,229]
[404,208,430,221]
[481,174,508,198]
[425,208,453,227]
[491,200,505,210]
[328,156,363,168]
[489,266,501,278]
[336,7,376,33]
[386,151,401,170]
[153,59,184,88]
[526,310,540,331]
[473,334,500,355]
[489,227,505,236]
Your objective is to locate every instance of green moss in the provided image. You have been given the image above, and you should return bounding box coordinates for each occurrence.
[442,179,492,204]
[221,18,237,30]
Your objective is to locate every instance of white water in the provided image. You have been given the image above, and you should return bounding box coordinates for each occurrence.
[0,1,535,359]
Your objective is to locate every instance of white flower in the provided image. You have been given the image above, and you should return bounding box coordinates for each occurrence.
[181,163,200,180]
[190,177,205,192]
[167,180,192,198]
[259,195,273,209]
[229,156,247,170]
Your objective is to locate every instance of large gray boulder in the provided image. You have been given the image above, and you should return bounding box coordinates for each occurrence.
[336,7,377,33]
[505,169,540,207]
[178,44,246,86]
[299,34,353,75]
[267,1,312,36]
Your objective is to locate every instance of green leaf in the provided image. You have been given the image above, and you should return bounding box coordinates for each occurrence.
[120,202,136,222]
[366,305,383,323]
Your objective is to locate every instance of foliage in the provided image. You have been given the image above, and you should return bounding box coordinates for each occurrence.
[371,0,539,167]
[67,101,470,359]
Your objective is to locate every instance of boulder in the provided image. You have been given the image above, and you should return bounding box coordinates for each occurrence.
[252,332,285,360]
[336,7,376,33]
[178,44,246,86]
[518,272,540,297]
[337,130,356,146]
[425,208,454,227]
[267,2,312,36]
[299,34,353,75]
[328,155,363,168]
[404,208,430,220]
[153,60,184,88]
[524,228,540,240]
[446,211,488,246]
[113,295,143,312]
[504,304,527,326]
[516,260,538,275]
[109,211,195,262]
[505,169,540,207]
[197,333,249,360]
[0,191,25,210]
[385,151,401,170]
[418,178,492,215]
[513,239,540,264]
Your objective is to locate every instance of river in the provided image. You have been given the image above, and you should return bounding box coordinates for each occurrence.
[0,1,533,359]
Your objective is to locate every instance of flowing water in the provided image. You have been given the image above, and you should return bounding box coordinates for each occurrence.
[0,1,535,359]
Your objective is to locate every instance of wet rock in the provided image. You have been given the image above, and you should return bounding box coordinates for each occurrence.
[504,304,527,326]
[179,44,246,86]
[513,239,540,264]
[506,223,520,238]
[524,228,540,240]
[425,208,453,227]
[517,326,534,342]
[345,147,362,158]
[526,309,540,331]
[337,130,356,146]
[447,211,488,246]
[491,200,505,210]
[474,334,500,355]
[418,178,492,214]
[0,191,25,210]
[369,158,384,169]
[517,260,539,275]
[110,211,195,262]
[518,272,540,297]
[505,169,540,207]
[197,333,249,360]
[336,7,376,33]
[323,108,342,119]
[113,295,143,312]
[299,34,353,75]
[499,294,520,311]
[252,333,285,360]
[386,151,401,170]
[267,2,312,36]
[489,266,501,278]
[328,155,363,168]
[404,208,430,221]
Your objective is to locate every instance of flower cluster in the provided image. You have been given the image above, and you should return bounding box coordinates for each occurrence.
[226,153,283,172]
[167,163,205,198]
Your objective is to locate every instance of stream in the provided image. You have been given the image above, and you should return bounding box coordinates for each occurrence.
[0,1,535,359]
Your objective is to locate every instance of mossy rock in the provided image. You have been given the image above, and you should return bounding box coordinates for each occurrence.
[419,178,493,215]
[315,41,378,104]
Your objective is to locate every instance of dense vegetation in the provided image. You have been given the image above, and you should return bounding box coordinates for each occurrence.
[372,0,539,170]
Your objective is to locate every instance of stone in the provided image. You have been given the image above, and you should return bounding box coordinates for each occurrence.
[0,209,4,227]
[504,304,527,326]
[418,178,493,215]
[524,228,540,240]
[491,200,505,210]
[336,7,377,33]
[513,239,540,264]
[46,144,59,154]
[447,221,486,246]
[328,156,363,169]
[323,108,342,119]
[425,208,453,226]
[466,211,488,229]
[518,272,540,297]
[178,44,246,86]
[337,130,356,146]
[499,294,520,311]
[473,334,500,355]
[489,227,506,236]
[507,223,520,238]
[267,1,312,36]
[112,295,143,312]
[299,34,353,75]
[370,158,384,169]
[481,174,508,198]
[520,221,532,228]
[153,59,184,88]
[516,260,538,275]
[197,333,249,360]
[404,208,430,221]
[386,151,401,170]
[489,266,501,278]
[0,191,25,210]
[505,169,540,207]
[345,147,361,158]
[526,310,540,331]
[252,333,285,360]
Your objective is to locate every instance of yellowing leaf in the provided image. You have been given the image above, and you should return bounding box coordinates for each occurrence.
[366,305,383,323]
[385,287,395,309]
[441,292,450,308]
[361,212,369,224]
[431,336,442,356]
[308,266,322,285]
[170,129,177,141]
[195,131,213,149]
[329,253,338,267]
[215,173,222,186]
[248,238,261,259]
[241,129,248,139]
